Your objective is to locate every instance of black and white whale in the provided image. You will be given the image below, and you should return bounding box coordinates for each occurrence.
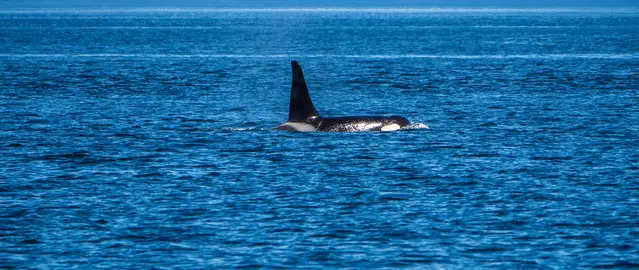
[275,61,411,132]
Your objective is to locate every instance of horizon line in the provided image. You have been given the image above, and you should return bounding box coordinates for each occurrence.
[2,7,639,13]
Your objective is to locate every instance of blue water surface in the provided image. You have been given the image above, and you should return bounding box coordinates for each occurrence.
[1,9,638,269]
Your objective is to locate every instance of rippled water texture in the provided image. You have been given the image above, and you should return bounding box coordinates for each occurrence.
[1,9,638,268]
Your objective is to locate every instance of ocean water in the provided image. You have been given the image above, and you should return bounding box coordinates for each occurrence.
[1,9,638,268]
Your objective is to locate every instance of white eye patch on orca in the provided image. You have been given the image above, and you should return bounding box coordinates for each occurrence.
[381,124,401,131]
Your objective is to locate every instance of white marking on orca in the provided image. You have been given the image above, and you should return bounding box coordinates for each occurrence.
[381,123,401,131]
[275,122,317,132]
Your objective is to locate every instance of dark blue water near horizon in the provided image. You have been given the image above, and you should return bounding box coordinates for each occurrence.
[1,9,638,269]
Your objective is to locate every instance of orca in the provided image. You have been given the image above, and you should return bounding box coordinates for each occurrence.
[275,61,411,132]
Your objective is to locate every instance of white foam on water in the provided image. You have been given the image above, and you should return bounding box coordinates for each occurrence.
[403,123,430,130]
[221,127,261,131]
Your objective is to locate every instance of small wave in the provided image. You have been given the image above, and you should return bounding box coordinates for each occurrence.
[0,26,228,30]
[221,127,264,131]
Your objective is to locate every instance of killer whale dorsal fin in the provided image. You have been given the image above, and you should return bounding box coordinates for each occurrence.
[288,61,320,122]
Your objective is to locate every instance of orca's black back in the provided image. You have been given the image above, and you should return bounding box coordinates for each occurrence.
[317,116,410,132]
